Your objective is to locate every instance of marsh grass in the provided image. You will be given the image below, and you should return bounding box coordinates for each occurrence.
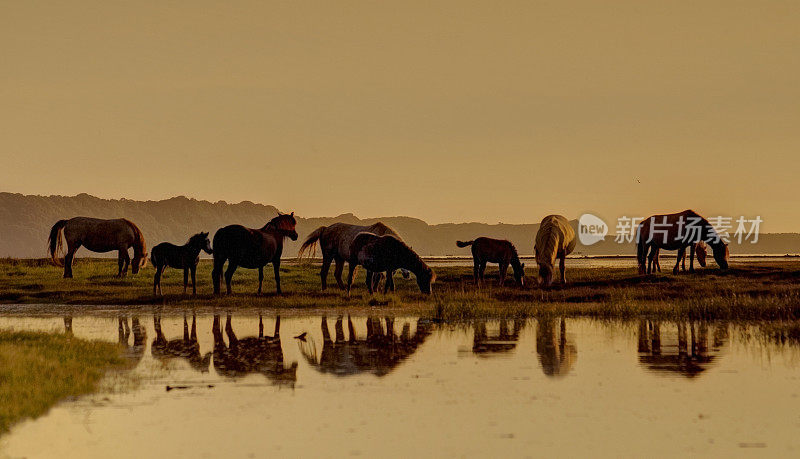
[1,258,800,320]
[0,330,125,433]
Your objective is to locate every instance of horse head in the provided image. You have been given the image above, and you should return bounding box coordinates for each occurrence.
[695,241,708,267]
[416,266,436,295]
[132,252,148,273]
[271,212,298,241]
[513,262,525,286]
[709,240,729,270]
[538,263,554,287]
[190,232,213,254]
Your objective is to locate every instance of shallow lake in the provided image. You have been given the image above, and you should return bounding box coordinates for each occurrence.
[1,311,799,457]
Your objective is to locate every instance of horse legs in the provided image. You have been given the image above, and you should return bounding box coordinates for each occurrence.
[478,261,487,284]
[320,256,333,291]
[559,255,567,284]
[385,271,396,291]
[345,264,357,296]
[212,258,224,295]
[190,265,197,295]
[365,270,374,294]
[224,263,237,294]
[273,261,282,295]
[498,262,508,286]
[154,265,164,296]
[472,258,480,285]
[183,268,189,294]
[118,249,131,278]
[647,247,657,274]
[383,271,392,294]
[334,258,346,290]
[673,247,686,275]
[64,243,79,278]
[257,267,264,294]
[688,244,696,273]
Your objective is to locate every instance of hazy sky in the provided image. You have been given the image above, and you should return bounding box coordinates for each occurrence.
[2,1,798,230]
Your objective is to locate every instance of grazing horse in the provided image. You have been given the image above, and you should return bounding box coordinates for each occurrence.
[456,238,525,286]
[212,212,298,295]
[650,242,708,274]
[346,233,435,295]
[151,232,213,295]
[534,215,576,286]
[298,222,410,291]
[47,217,147,278]
[636,210,729,275]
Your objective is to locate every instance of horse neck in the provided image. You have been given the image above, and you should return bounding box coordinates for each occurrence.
[399,248,426,275]
[510,253,523,270]
[185,241,204,257]
[260,224,287,245]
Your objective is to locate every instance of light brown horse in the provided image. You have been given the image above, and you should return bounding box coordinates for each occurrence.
[298,222,409,291]
[534,215,576,286]
[456,237,525,286]
[636,209,729,275]
[48,217,147,278]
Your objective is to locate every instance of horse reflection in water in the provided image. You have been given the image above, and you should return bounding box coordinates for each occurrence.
[472,320,525,356]
[118,316,147,364]
[637,320,727,378]
[152,314,212,372]
[212,315,297,386]
[536,317,577,377]
[300,316,433,377]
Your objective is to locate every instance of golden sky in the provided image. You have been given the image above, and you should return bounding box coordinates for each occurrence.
[2,1,798,230]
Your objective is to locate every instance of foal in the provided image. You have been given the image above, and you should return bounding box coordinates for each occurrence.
[151,232,213,295]
[457,238,525,286]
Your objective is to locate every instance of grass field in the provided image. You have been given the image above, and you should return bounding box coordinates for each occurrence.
[0,330,125,433]
[1,258,800,320]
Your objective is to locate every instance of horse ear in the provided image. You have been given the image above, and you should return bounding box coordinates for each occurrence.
[290,211,294,217]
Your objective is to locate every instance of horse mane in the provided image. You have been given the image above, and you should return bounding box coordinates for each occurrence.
[535,221,560,268]
[123,219,146,256]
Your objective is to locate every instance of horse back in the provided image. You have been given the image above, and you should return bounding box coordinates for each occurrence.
[473,237,517,263]
[213,224,278,266]
[64,217,138,251]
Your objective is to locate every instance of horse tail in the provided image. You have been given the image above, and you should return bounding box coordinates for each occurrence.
[47,219,68,266]
[456,240,474,248]
[124,219,147,265]
[298,226,326,259]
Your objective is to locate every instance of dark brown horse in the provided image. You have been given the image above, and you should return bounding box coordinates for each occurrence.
[346,233,435,295]
[212,213,298,295]
[636,210,729,275]
[212,314,297,385]
[456,238,525,286]
[48,217,147,278]
[298,222,409,291]
[151,232,213,295]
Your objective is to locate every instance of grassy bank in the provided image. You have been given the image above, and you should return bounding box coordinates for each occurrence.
[1,258,800,320]
[0,330,125,433]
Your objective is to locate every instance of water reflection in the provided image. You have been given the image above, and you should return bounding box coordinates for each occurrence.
[299,316,433,377]
[472,319,524,355]
[212,315,298,386]
[152,314,212,372]
[536,317,577,378]
[118,316,146,363]
[637,320,728,378]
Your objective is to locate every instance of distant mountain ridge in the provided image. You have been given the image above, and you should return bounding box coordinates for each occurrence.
[0,193,797,258]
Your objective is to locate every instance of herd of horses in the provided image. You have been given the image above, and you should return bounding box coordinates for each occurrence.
[46,209,731,296]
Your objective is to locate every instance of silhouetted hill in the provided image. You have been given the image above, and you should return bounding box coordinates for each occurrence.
[0,193,797,258]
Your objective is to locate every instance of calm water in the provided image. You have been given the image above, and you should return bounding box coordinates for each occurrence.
[1,312,799,458]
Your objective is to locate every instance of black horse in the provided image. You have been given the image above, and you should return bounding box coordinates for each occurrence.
[151,232,213,295]
[212,213,298,295]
